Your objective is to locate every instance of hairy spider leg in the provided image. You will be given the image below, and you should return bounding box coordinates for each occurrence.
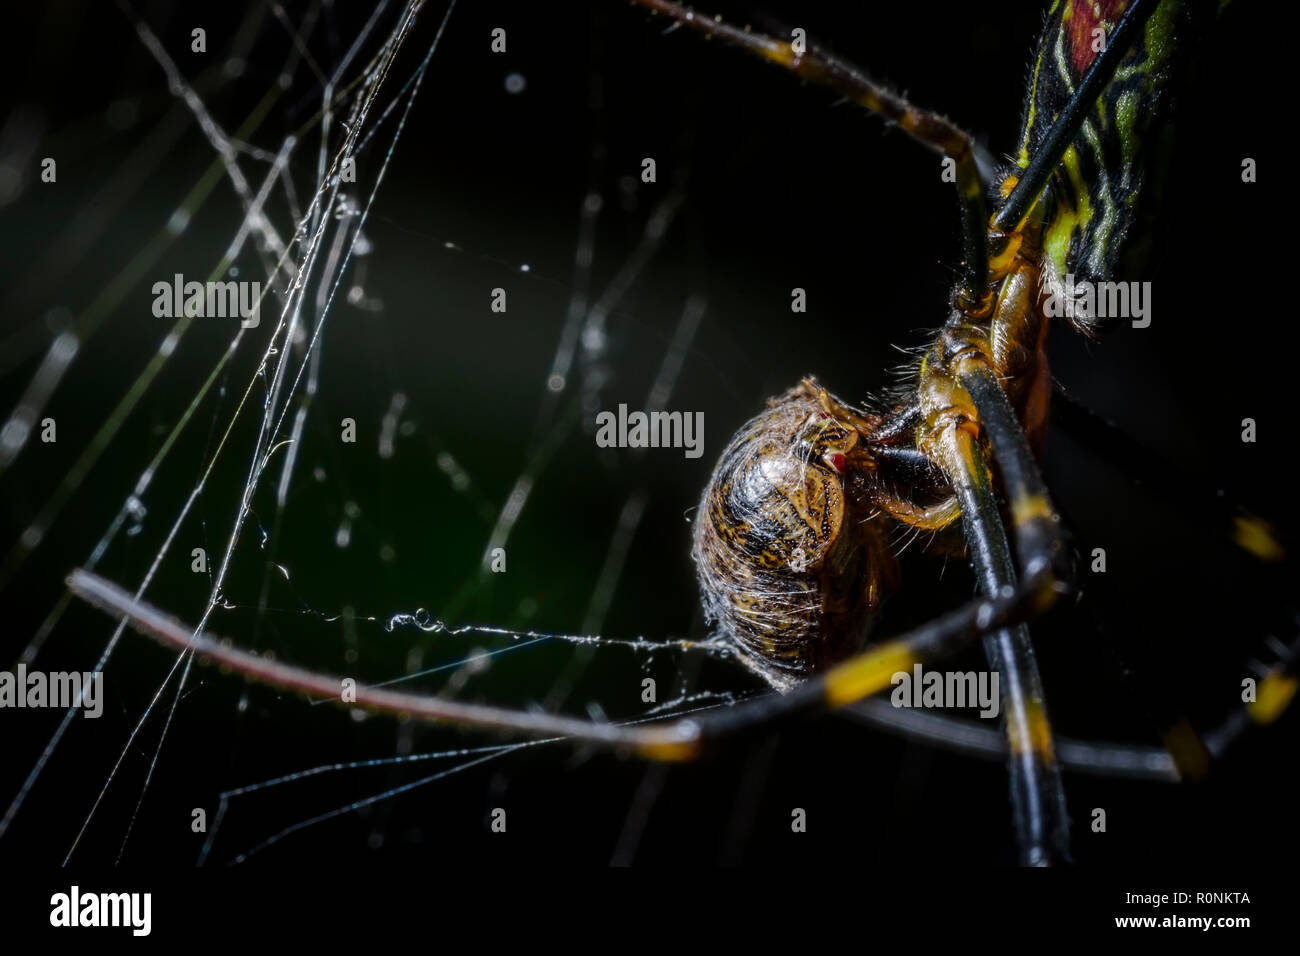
[67,531,1061,765]
[627,0,992,313]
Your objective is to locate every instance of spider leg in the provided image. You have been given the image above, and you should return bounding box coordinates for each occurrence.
[906,358,1297,798]
[1050,382,1286,564]
[1204,633,1300,752]
[846,698,1180,782]
[959,365,1071,589]
[854,375,1299,782]
[908,301,1074,865]
[995,0,1158,232]
[1048,382,1296,769]
[626,0,991,312]
[932,405,1072,866]
[66,542,1057,762]
[849,631,1300,781]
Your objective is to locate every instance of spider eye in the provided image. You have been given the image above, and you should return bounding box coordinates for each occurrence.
[828,452,846,473]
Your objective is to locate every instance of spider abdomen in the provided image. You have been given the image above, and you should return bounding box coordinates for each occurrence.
[693,381,896,691]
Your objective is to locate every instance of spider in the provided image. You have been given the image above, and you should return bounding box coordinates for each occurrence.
[62,0,1296,867]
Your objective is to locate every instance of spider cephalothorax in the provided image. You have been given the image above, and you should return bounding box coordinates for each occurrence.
[693,379,899,690]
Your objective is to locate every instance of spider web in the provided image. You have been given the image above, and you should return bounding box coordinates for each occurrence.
[2,0,1292,870]
[0,0,768,866]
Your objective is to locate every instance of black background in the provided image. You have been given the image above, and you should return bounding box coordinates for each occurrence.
[0,0,1293,883]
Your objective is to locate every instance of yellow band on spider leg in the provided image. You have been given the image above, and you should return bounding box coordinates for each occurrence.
[824,642,917,709]
[1250,672,1299,726]
[1006,695,1057,764]
[1011,492,1054,527]
[1159,718,1211,782]
[1232,515,1285,563]
[635,738,701,763]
